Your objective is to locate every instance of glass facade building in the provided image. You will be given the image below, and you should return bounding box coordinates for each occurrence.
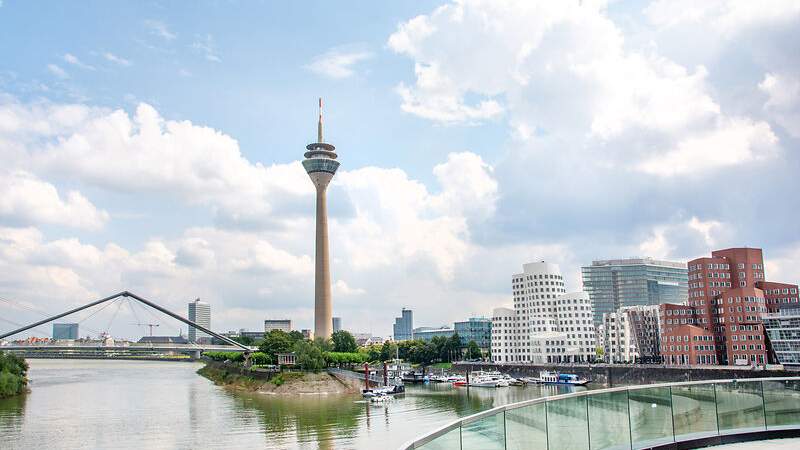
[582,258,688,325]
[455,317,492,351]
[53,323,79,340]
[188,298,211,343]
[393,308,413,341]
[764,306,800,368]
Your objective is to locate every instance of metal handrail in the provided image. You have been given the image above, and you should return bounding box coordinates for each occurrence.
[398,376,800,449]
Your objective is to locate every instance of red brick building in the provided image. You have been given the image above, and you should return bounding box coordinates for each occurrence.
[660,248,798,366]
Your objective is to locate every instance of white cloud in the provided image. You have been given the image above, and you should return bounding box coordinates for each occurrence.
[103,52,132,67]
[192,34,221,63]
[759,72,800,138]
[144,20,176,41]
[388,0,781,175]
[645,0,800,37]
[0,171,108,230]
[63,53,95,71]
[333,280,365,296]
[636,117,778,176]
[638,216,729,260]
[305,47,372,79]
[47,64,69,79]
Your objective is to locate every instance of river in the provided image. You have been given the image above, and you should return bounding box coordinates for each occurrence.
[0,359,584,449]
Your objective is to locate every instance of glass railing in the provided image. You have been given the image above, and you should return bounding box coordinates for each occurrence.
[400,377,800,450]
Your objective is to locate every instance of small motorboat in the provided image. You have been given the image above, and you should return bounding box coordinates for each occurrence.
[536,371,589,386]
[362,384,406,398]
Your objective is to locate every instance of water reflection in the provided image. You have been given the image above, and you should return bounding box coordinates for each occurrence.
[0,360,585,450]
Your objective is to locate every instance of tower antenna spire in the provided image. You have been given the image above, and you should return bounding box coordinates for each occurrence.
[318,97,323,143]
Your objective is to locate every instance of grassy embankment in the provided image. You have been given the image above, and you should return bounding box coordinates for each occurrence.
[0,352,28,398]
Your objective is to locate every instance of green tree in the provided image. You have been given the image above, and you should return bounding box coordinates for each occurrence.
[232,335,255,346]
[258,330,294,364]
[294,340,325,372]
[465,341,482,360]
[0,352,28,398]
[380,340,398,362]
[313,336,332,352]
[365,344,381,362]
[288,330,304,342]
[331,330,358,353]
[448,333,463,362]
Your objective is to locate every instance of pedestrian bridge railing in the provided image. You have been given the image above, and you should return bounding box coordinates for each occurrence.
[399,377,800,450]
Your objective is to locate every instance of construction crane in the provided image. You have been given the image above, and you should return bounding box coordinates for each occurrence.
[133,322,160,336]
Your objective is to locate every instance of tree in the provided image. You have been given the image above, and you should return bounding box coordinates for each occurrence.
[448,333,463,362]
[258,330,294,364]
[365,344,382,362]
[380,341,398,362]
[331,330,357,353]
[465,341,482,360]
[294,340,325,372]
[288,330,304,342]
[232,335,255,346]
[314,336,332,352]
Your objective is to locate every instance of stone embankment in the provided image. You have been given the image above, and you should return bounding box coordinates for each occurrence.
[453,362,796,387]
[198,361,361,395]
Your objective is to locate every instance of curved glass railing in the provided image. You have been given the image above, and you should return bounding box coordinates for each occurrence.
[399,377,800,450]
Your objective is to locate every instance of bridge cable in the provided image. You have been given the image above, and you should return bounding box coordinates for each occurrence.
[103,298,125,334]
[0,316,51,338]
[0,295,106,336]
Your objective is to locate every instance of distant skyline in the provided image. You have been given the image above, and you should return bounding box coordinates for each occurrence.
[0,1,799,339]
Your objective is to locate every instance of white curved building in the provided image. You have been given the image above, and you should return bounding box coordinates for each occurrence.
[491,261,596,364]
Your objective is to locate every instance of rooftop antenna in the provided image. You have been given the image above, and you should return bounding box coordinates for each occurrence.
[318,97,324,143]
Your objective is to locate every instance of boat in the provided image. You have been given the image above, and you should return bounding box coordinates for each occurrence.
[535,371,589,386]
[370,393,395,403]
[465,371,510,388]
[362,384,406,398]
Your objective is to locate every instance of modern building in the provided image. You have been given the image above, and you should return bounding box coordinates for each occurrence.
[332,317,342,333]
[137,335,189,344]
[491,262,596,364]
[53,323,79,340]
[414,326,455,341]
[240,330,265,340]
[264,319,292,333]
[393,308,413,341]
[660,247,798,366]
[601,305,660,363]
[187,299,211,344]
[454,317,492,351]
[301,329,314,340]
[582,258,688,325]
[763,306,800,368]
[302,98,340,340]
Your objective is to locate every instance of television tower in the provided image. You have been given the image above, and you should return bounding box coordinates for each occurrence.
[302,98,339,340]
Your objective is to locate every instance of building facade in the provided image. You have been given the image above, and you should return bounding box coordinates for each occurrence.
[264,319,292,333]
[582,258,688,325]
[187,299,211,343]
[53,323,79,340]
[660,247,798,366]
[763,306,800,368]
[491,262,595,364]
[454,317,492,351]
[602,305,660,363]
[393,308,413,341]
[332,317,342,333]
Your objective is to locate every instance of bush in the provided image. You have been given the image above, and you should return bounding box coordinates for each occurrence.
[0,352,28,398]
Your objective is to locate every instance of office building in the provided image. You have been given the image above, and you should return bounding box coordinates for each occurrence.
[393,308,413,341]
[582,258,688,325]
[187,299,211,343]
[601,305,660,363]
[763,306,800,368]
[414,326,454,341]
[454,317,492,351]
[332,317,342,333]
[660,247,798,366]
[53,323,79,340]
[303,99,340,340]
[491,262,596,364]
[301,329,314,340]
[265,319,292,333]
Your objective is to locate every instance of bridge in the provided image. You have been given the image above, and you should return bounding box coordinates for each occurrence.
[0,291,255,360]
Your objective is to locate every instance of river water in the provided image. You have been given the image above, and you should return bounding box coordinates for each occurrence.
[0,359,584,450]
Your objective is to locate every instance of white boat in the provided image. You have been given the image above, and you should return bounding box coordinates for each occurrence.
[370,393,394,403]
[467,371,510,388]
[535,371,589,386]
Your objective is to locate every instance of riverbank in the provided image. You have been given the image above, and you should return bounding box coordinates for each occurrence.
[198,362,361,395]
[0,352,28,399]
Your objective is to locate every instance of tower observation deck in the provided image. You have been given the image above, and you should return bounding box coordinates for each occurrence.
[302,98,339,339]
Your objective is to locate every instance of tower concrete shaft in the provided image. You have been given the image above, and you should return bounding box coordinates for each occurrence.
[302,98,339,340]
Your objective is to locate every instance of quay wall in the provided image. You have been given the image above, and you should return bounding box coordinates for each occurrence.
[452,362,797,387]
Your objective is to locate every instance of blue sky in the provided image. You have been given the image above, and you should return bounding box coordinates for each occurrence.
[1,0,799,339]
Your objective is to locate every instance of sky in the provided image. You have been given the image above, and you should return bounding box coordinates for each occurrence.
[1,0,799,340]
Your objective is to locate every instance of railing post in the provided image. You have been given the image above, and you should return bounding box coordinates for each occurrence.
[759,380,768,430]
[626,389,633,450]
[713,382,720,436]
[669,386,676,443]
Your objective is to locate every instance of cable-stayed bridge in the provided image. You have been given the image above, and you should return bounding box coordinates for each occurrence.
[0,291,255,360]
